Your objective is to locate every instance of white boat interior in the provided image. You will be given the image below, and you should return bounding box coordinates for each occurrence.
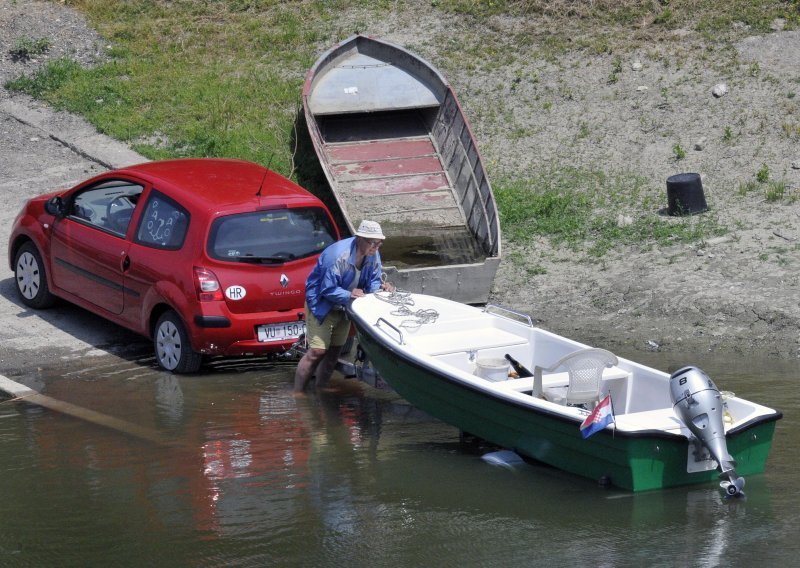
[351,292,775,437]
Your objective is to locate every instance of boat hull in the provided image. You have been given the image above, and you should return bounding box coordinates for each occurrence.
[303,35,501,304]
[353,329,779,492]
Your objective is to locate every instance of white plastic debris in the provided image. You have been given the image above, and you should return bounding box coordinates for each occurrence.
[712,83,728,98]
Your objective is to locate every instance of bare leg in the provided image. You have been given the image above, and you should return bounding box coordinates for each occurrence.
[313,345,344,390]
[293,348,326,394]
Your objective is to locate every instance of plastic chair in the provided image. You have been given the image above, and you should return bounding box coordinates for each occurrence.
[532,348,618,409]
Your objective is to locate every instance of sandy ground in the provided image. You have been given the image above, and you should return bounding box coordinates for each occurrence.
[1,1,798,376]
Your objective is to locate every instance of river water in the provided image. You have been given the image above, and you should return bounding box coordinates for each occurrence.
[0,347,798,567]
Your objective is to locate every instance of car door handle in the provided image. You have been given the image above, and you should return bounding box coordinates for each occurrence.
[121,254,131,272]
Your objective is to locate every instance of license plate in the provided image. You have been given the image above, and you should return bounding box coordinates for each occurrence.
[257,321,306,343]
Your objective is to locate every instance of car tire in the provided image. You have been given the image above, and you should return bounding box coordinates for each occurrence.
[14,241,57,309]
[154,310,203,373]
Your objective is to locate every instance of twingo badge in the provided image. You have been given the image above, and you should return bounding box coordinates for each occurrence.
[225,285,246,300]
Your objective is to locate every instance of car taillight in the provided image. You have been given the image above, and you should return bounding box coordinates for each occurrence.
[194,267,223,302]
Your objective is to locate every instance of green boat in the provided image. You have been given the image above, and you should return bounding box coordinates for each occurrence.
[347,292,781,493]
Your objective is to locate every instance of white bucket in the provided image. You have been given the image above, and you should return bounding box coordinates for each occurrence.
[474,358,510,382]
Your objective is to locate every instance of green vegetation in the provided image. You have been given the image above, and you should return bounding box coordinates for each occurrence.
[608,56,623,84]
[494,165,726,258]
[782,121,800,140]
[738,164,795,203]
[722,126,734,142]
[672,143,687,160]
[7,58,79,97]
[738,179,760,196]
[9,35,51,59]
[576,121,591,140]
[6,1,354,176]
[765,179,787,202]
[4,0,796,259]
[435,0,799,39]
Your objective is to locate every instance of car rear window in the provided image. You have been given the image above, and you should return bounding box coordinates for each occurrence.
[208,207,337,263]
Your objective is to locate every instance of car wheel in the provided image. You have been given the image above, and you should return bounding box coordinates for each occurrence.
[14,241,56,309]
[154,311,203,373]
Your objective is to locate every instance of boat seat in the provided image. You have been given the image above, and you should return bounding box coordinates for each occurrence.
[532,348,619,410]
[614,408,684,433]
[407,328,527,356]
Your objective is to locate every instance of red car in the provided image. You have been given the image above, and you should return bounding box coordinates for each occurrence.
[9,158,339,372]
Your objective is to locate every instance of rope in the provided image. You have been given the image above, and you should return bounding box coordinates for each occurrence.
[374,290,440,329]
[0,393,37,404]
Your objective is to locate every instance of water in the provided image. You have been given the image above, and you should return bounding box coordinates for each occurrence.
[1,348,798,567]
[378,227,486,269]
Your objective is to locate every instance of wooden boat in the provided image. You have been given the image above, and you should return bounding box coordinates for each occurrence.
[303,35,500,304]
[347,292,782,493]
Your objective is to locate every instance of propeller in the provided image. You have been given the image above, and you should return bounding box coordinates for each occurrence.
[720,475,746,498]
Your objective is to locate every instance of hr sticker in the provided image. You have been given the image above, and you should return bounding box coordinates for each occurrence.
[225,285,246,300]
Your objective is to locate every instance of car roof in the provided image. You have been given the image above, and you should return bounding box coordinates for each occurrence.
[114,158,320,212]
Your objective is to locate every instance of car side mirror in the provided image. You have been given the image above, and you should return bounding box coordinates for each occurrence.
[44,196,65,217]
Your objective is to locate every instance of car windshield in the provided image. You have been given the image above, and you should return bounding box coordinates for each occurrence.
[208,207,337,263]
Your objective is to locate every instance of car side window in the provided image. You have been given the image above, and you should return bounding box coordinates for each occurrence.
[70,181,144,237]
[135,190,189,249]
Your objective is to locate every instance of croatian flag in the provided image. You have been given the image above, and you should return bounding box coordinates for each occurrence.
[580,395,614,439]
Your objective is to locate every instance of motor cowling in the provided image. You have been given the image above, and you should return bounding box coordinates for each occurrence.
[669,366,745,497]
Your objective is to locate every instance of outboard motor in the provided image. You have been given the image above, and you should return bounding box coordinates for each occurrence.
[669,366,745,497]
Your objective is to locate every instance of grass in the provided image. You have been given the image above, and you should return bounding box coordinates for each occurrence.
[738,165,795,203]
[4,0,794,258]
[9,35,51,60]
[435,0,799,52]
[494,165,726,258]
[6,0,351,176]
[722,126,734,142]
[765,180,787,202]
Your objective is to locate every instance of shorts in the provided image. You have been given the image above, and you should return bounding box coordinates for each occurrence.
[305,302,350,350]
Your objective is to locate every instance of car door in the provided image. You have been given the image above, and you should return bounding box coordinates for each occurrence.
[49,180,144,316]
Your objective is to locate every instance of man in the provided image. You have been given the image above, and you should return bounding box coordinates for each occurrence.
[293,220,392,394]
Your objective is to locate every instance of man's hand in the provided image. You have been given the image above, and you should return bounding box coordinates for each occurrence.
[380,281,395,292]
[351,288,366,298]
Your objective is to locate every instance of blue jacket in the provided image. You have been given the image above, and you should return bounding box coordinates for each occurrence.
[305,237,383,323]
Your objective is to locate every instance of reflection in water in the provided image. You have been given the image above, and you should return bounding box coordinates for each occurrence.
[155,375,183,425]
[0,350,797,565]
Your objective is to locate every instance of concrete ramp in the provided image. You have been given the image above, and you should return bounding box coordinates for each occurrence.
[0,374,175,446]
